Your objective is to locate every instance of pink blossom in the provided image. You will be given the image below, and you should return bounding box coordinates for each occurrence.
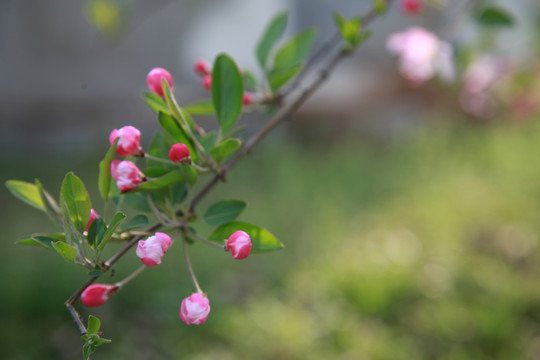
[146,67,173,98]
[202,74,212,91]
[225,230,252,260]
[85,209,100,232]
[136,232,172,267]
[109,126,142,157]
[387,27,454,85]
[243,92,253,106]
[169,143,191,164]
[460,56,509,116]
[194,59,211,76]
[180,293,211,325]
[110,160,144,192]
[81,284,118,307]
[401,0,423,15]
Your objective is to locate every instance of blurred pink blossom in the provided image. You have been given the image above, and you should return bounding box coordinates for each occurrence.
[387,27,454,85]
[460,56,509,117]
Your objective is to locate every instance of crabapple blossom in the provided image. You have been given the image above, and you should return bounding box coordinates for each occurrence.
[109,126,143,157]
[194,59,211,76]
[401,0,423,15]
[225,230,252,260]
[110,160,144,192]
[202,74,212,91]
[169,143,191,164]
[85,209,100,232]
[146,67,173,97]
[387,26,454,85]
[136,232,172,267]
[460,56,509,117]
[243,92,253,106]
[180,293,211,325]
[81,284,118,307]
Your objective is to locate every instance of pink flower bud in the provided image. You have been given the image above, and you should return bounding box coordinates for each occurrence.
[225,230,252,260]
[242,92,253,106]
[401,0,423,15]
[169,143,191,164]
[81,284,118,307]
[136,232,172,267]
[85,209,100,232]
[194,59,211,76]
[110,160,144,192]
[147,67,173,98]
[109,126,143,157]
[180,293,210,325]
[202,74,212,91]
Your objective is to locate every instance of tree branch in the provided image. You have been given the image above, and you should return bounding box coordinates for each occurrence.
[64,1,393,335]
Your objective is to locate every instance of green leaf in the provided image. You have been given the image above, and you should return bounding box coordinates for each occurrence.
[143,167,170,178]
[271,28,317,73]
[130,171,185,192]
[122,214,149,230]
[204,200,247,226]
[123,193,152,212]
[201,132,217,152]
[373,0,387,14]
[148,132,174,170]
[256,11,288,68]
[475,6,514,27]
[208,221,284,253]
[243,70,259,91]
[210,138,242,163]
[52,241,77,263]
[334,13,365,50]
[212,54,244,133]
[98,138,118,201]
[143,91,169,114]
[158,112,198,163]
[35,179,62,223]
[97,212,126,251]
[87,315,101,335]
[87,217,106,248]
[180,165,198,187]
[94,338,112,346]
[16,233,65,249]
[61,199,84,246]
[161,79,196,132]
[83,342,96,360]
[185,100,215,116]
[268,63,303,91]
[61,173,92,233]
[5,180,45,211]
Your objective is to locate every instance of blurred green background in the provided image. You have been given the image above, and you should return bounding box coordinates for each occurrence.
[3,117,540,359]
[3,0,540,359]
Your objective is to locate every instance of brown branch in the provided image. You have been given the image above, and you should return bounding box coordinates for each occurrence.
[64,1,392,335]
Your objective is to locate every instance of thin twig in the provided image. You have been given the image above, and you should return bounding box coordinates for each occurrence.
[279,1,392,98]
[189,50,346,212]
[186,229,225,249]
[182,235,203,294]
[115,265,146,288]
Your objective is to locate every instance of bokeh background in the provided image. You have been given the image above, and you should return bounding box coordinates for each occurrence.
[2,0,540,359]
